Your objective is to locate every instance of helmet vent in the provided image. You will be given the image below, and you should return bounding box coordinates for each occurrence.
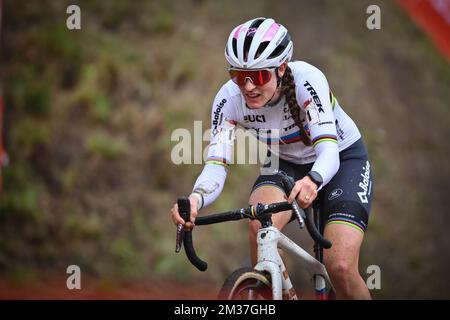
[255,41,269,59]
[243,18,266,62]
[268,33,291,59]
[232,38,238,57]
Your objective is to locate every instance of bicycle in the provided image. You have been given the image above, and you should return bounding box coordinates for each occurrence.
[175,171,335,300]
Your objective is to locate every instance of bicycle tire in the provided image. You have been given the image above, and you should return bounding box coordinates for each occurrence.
[218,267,273,300]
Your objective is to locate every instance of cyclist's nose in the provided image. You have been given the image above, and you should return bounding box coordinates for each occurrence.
[243,78,256,91]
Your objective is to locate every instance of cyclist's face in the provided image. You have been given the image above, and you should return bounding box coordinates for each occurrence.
[239,64,286,109]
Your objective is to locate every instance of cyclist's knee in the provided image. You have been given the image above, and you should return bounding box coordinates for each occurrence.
[326,258,359,287]
[327,259,353,277]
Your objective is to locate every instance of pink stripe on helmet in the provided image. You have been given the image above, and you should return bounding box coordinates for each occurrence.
[262,23,280,42]
[233,25,244,39]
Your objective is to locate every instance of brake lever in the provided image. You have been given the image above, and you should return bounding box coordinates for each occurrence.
[175,223,184,253]
[291,200,305,229]
[175,197,191,253]
[278,171,306,229]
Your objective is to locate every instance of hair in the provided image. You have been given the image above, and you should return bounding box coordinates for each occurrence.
[280,66,312,146]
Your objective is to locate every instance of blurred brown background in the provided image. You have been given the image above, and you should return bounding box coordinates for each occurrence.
[1,0,449,299]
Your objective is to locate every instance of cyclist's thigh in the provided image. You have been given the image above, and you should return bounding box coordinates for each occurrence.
[319,156,374,235]
[322,223,364,274]
[320,157,373,271]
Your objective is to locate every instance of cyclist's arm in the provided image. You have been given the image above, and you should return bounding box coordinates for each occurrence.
[296,69,339,189]
[190,87,237,209]
[191,163,227,209]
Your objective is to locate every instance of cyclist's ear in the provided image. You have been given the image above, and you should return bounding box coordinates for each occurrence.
[278,62,288,77]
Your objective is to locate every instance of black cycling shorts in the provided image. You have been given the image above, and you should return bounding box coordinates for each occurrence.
[251,139,374,234]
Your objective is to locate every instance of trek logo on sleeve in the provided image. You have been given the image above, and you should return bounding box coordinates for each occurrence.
[303,81,324,113]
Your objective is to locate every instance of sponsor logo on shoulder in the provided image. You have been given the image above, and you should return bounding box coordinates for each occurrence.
[212,98,227,135]
[357,161,371,204]
[328,188,343,200]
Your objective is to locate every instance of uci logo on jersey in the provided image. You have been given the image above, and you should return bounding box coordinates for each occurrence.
[244,115,266,123]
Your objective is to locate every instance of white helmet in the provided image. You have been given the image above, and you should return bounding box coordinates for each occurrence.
[225,17,293,69]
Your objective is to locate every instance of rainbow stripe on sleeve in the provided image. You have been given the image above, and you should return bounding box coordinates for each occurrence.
[312,134,338,147]
[206,157,229,167]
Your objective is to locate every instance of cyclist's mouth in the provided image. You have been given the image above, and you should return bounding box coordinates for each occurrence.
[245,92,261,100]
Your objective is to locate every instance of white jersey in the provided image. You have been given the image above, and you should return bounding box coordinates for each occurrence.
[191,61,361,209]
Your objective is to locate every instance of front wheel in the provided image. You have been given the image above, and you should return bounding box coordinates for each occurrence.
[218,267,273,300]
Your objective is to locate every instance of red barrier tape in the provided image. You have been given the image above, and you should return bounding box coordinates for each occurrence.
[0,0,3,193]
[397,0,450,62]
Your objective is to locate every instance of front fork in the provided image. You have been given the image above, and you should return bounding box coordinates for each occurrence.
[255,228,298,300]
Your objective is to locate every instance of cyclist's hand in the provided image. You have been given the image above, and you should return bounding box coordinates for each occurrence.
[286,176,318,208]
[171,195,199,230]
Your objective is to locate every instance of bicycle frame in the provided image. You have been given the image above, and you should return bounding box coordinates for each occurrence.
[254,226,334,300]
[177,172,335,300]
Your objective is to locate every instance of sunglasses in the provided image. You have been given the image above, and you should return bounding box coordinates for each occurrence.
[228,67,275,86]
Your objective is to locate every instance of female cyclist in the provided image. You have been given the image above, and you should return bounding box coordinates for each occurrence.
[171,17,374,300]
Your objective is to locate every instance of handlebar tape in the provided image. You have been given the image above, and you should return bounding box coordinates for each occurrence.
[195,211,243,225]
[304,207,332,249]
[183,231,207,271]
[178,197,208,271]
